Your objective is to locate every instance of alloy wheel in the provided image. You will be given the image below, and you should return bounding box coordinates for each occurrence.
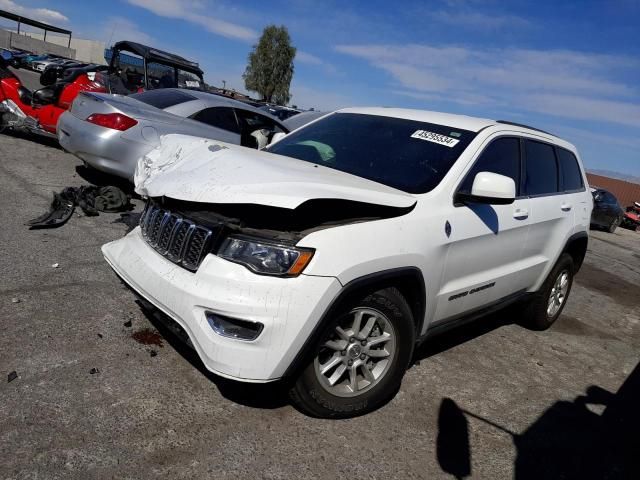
[547,270,570,318]
[314,308,396,397]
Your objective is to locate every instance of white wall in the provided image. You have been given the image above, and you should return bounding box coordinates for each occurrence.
[0,29,75,58]
[5,30,105,64]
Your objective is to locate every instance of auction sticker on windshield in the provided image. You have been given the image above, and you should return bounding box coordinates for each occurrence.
[411,130,460,148]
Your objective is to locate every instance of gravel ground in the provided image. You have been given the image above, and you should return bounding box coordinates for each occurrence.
[0,129,638,479]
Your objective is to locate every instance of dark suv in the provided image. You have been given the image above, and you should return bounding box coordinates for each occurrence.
[591,188,624,233]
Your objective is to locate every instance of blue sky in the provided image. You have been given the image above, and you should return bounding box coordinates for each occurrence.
[2,0,639,175]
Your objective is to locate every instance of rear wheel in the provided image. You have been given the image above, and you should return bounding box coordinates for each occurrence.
[289,287,415,418]
[521,253,574,330]
[608,217,619,233]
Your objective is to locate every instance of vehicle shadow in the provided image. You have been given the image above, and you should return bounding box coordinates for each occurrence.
[436,362,640,479]
[411,307,513,366]
[135,299,290,410]
[133,290,522,415]
[111,211,142,234]
[0,127,61,149]
[75,165,137,194]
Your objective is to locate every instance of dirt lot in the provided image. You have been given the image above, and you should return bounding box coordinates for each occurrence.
[0,130,639,479]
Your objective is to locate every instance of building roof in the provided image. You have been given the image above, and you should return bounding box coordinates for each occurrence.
[0,9,71,35]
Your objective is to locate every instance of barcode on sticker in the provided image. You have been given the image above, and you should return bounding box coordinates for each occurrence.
[411,130,460,148]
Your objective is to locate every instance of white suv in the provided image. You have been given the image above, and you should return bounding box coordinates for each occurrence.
[103,108,592,418]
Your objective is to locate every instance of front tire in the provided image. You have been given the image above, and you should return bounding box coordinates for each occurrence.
[289,287,415,418]
[521,253,574,330]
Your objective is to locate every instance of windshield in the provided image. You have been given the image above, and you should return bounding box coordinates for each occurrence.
[177,69,202,89]
[266,112,477,193]
[147,61,176,89]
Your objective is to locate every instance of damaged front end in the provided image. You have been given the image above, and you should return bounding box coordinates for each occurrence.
[131,134,416,275]
[138,196,414,276]
[103,133,417,380]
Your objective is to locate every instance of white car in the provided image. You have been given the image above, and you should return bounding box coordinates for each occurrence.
[103,108,592,418]
[32,58,74,72]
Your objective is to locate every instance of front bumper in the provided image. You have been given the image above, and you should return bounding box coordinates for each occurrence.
[58,111,149,180]
[102,228,341,382]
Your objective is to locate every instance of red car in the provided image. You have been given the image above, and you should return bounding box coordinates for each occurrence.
[622,202,640,231]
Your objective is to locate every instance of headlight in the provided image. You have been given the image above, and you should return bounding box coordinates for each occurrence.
[218,236,314,277]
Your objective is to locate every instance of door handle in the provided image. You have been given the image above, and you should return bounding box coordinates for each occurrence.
[513,208,529,220]
[561,204,572,212]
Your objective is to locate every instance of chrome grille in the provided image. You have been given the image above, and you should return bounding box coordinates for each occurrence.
[140,203,217,271]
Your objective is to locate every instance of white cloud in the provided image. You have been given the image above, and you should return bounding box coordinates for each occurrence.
[548,123,640,151]
[431,10,531,30]
[0,0,68,24]
[101,17,155,45]
[297,51,323,65]
[524,94,640,128]
[335,43,640,128]
[126,0,257,42]
[289,84,353,111]
[296,50,337,74]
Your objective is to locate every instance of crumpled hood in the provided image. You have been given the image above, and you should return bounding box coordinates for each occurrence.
[134,134,417,210]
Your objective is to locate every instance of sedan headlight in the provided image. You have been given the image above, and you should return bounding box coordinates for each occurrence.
[218,236,314,277]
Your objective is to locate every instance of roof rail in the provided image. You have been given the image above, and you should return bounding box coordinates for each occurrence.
[495,120,553,136]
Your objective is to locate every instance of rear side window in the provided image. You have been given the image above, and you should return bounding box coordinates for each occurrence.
[131,89,197,109]
[459,137,520,194]
[523,140,559,196]
[191,107,239,133]
[604,192,618,205]
[557,148,584,192]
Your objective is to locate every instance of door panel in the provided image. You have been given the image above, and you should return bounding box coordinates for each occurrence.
[523,195,574,286]
[520,139,574,289]
[434,135,530,322]
[434,199,531,321]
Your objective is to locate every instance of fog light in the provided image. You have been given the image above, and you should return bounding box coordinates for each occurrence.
[205,311,263,341]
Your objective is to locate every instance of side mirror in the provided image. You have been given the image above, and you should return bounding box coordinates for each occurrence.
[456,171,516,205]
[269,132,286,146]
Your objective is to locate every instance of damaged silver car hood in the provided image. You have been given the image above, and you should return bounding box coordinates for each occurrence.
[135,134,417,209]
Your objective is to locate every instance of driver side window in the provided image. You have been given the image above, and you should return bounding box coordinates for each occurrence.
[234,109,284,149]
[459,137,521,195]
[191,107,240,134]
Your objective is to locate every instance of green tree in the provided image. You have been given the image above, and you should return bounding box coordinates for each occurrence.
[243,25,296,105]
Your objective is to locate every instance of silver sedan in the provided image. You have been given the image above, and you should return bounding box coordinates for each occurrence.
[58,89,288,180]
